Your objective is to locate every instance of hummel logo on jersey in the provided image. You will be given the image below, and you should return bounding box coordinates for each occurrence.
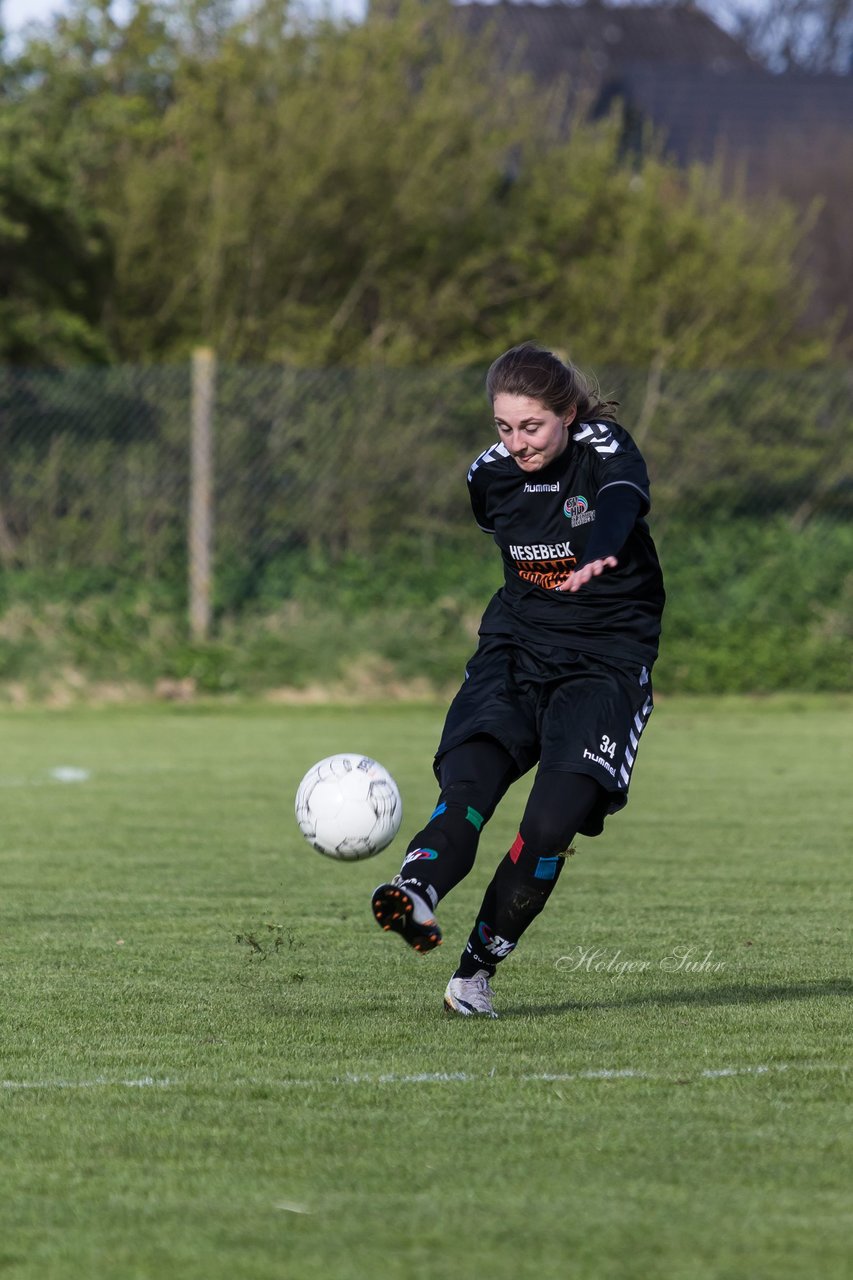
[523,482,560,493]
[582,747,617,779]
[573,421,621,456]
[477,922,516,958]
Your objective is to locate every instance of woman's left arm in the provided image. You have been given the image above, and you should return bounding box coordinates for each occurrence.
[558,483,644,593]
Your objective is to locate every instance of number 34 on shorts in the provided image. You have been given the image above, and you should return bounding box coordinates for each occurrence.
[578,690,654,793]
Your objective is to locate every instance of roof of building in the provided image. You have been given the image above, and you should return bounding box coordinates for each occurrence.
[454,1,760,87]
[454,3,853,162]
[601,63,853,162]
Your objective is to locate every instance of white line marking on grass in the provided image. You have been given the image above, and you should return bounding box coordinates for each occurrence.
[49,767,92,783]
[1,1062,845,1093]
[529,1068,647,1081]
[240,1061,848,1089]
[264,1071,479,1087]
[0,767,92,787]
[2,1077,175,1091]
[700,1064,781,1078]
[273,1201,311,1214]
[378,1071,472,1084]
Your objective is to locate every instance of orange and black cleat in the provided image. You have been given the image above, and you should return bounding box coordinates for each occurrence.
[371,877,443,953]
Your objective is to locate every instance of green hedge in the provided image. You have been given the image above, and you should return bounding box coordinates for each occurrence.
[0,517,849,697]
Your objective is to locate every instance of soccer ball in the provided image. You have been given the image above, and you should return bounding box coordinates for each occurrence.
[295,754,403,860]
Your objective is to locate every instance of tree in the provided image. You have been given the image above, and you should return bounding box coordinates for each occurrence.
[107,0,829,367]
[0,0,184,364]
[2,0,833,368]
[0,81,110,364]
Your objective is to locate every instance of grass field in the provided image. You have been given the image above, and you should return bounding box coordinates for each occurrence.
[1,697,851,1279]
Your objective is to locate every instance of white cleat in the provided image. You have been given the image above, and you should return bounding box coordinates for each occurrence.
[443,970,499,1018]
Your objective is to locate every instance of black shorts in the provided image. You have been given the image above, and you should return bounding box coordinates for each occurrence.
[435,637,654,836]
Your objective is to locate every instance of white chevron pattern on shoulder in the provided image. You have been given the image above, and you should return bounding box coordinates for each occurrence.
[573,421,621,457]
[467,441,510,480]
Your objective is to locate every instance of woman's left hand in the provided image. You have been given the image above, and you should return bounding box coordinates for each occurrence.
[558,557,618,593]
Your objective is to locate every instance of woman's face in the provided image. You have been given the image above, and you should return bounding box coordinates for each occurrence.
[493,394,575,473]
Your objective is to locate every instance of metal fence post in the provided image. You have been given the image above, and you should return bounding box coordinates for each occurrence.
[189,347,215,641]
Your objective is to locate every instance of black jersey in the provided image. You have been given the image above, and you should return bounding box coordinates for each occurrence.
[467,420,665,667]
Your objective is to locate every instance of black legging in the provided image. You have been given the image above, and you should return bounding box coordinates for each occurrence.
[399,736,604,973]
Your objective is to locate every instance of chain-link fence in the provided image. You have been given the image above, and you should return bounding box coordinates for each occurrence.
[2,359,851,570]
[0,358,851,693]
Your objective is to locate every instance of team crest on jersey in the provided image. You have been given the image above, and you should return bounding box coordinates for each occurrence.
[564,494,596,528]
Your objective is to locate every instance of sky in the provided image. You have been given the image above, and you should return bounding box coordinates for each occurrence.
[4,0,67,28]
[1,0,762,44]
[2,0,366,30]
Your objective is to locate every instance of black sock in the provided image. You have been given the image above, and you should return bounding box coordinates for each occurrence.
[456,835,567,976]
[396,737,517,909]
[398,799,485,908]
[456,771,602,978]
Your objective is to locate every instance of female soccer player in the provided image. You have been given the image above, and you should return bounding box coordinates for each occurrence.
[371,342,665,1016]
